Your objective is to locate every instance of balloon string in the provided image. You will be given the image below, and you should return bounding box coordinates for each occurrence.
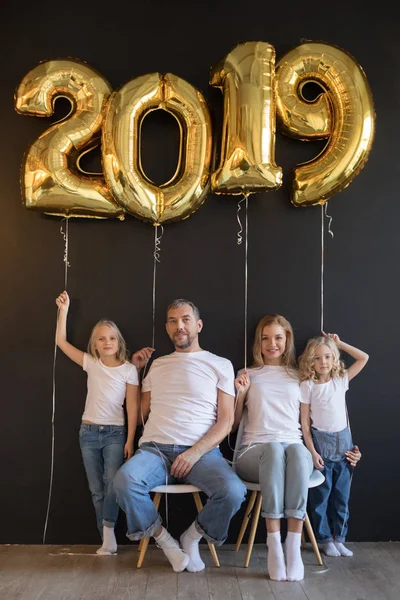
[43,218,71,544]
[243,195,249,370]
[321,205,324,334]
[325,202,334,238]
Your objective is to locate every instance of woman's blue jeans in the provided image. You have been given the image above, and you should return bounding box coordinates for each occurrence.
[113,443,247,544]
[79,423,126,537]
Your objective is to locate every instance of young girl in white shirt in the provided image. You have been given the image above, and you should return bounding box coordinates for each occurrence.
[55,291,140,555]
[299,332,368,558]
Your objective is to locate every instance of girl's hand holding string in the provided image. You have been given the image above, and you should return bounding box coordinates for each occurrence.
[322,331,340,345]
[235,370,250,394]
[56,290,70,312]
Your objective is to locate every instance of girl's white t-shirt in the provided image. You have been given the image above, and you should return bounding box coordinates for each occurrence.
[140,350,235,446]
[242,365,302,445]
[82,353,139,425]
[300,372,349,433]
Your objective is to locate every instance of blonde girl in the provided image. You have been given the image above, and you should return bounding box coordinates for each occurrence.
[299,332,368,558]
[55,291,142,555]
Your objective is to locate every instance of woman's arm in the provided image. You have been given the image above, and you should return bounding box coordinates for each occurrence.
[55,291,84,367]
[232,370,250,431]
[323,332,369,382]
[300,403,324,469]
[124,383,139,459]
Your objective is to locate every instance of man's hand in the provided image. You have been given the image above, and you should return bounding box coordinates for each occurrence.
[170,448,201,478]
[345,445,362,467]
[131,347,155,370]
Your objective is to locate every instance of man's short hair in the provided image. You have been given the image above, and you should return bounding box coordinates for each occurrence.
[166,299,201,321]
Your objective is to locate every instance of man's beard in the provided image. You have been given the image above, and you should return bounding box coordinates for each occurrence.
[172,332,195,350]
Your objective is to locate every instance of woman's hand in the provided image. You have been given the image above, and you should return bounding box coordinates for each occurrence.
[345,445,362,467]
[56,290,70,312]
[235,370,250,394]
[312,451,325,470]
[131,347,155,370]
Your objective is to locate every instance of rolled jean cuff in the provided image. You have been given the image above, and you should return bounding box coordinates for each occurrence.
[194,519,225,547]
[317,537,333,543]
[284,509,306,520]
[261,511,285,519]
[103,520,115,528]
[334,536,346,543]
[126,516,162,541]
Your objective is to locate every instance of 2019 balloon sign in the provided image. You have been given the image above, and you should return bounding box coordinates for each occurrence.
[14,41,375,225]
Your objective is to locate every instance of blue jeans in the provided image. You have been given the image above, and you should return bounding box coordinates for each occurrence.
[113,443,247,544]
[309,459,352,543]
[236,442,313,520]
[79,423,126,537]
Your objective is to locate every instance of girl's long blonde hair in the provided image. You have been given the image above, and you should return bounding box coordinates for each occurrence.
[298,336,345,382]
[87,319,128,363]
[251,314,297,370]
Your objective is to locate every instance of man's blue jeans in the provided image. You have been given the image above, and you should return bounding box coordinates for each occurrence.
[309,459,352,543]
[79,423,126,536]
[113,443,247,544]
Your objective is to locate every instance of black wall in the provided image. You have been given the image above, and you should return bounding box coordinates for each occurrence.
[2,0,399,544]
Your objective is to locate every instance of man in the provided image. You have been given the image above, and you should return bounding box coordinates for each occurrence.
[113,299,246,572]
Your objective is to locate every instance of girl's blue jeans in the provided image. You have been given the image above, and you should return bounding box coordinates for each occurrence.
[79,423,126,537]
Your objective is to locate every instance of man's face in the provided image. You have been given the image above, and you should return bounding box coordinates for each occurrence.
[166,304,203,351]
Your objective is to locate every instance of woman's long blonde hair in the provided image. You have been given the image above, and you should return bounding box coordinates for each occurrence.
[298,336,345,382]
[251,314,297,370]
[87,319,128,363]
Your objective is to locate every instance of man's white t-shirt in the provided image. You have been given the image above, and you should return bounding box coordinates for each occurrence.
[242,365,302,445]
[82,353,139,425]
[140,350,235,446]
[300,373,349,433]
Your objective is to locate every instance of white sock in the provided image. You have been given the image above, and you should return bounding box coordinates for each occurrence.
[321,541,341,557]
[267,531,286,581]
[334,541,353,556]
[96,526,117,555]
[285,531,304,582]
[180,522,205,572]
[154,527,190,572]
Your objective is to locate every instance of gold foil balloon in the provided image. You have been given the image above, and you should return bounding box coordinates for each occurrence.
[102,72,212,225]
[15,59,124,219]
[210,41,282,195]
[275,42,375,207]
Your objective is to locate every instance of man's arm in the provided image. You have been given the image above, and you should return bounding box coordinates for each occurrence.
[170,390,234,478]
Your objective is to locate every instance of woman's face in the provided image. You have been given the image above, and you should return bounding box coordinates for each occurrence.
[261,324,287,365]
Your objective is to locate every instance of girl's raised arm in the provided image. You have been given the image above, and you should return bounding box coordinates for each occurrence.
[323,332,369,382]
[55,291,84,367]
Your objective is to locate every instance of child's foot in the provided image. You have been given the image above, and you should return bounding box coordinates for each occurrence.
[154,527,190,572]
[285,531,304,581]
[321,541,341,557]
[180,522,205,572]
[96,526,117,555]
[267,532,286,581]
[334,541,353,556]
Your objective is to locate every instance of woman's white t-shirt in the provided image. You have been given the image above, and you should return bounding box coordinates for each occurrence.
[140,350,235,446]
[300,373,349,433]
[242,365,302,445]
[82,353,139,425]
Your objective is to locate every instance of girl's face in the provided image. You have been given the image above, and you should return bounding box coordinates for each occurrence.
[313,344,334,378]
[94,324,119,359]
[261,324,287,365]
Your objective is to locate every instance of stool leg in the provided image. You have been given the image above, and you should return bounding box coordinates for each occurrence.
[244,492,262,568]
[304,512,323,566]
[192,491,220,568]
[236,490,257,551]
[137,492,162,568]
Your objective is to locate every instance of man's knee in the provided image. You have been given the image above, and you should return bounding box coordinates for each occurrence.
[219,476,247,510]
